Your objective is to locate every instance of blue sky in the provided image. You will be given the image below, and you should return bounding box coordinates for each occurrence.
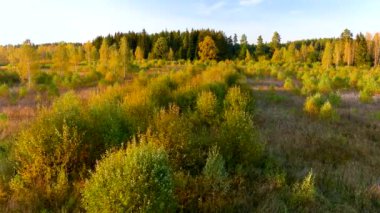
[1,0,379,45]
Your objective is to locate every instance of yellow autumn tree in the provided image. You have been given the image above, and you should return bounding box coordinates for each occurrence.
[322,41,333,69]
[135,46,144,61]
[333,40,342,66]
[198,36,218,61]
[18,40,38,89]
[67,44,83,72]
[97,39,109,74]
[53,42,69,75]
[344,41,354,66]
[107,46,121,82]
[373,33,380,66]
[119,36,131,79]
[84,41,98,69]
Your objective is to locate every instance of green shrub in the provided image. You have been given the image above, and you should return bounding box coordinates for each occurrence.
[203,146,229,193]
[219,108,262,172]
[33,71,54,85]
[328,92,341,107]
[289,170,316,207]
[332,76,348,89]
[148,76,174,108]
[0,71,20,85]
[82,142,175,212]
[86,93,130,149]
[151,105,198,172]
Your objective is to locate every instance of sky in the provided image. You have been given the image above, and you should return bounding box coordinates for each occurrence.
[0,0,379,45]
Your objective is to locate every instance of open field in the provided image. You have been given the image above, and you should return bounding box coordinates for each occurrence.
[1,26,380,211]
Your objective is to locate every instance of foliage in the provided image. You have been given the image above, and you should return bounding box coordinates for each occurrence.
[152,37,169,59]
[284,77,295,91]
[198,36,218,61]
[0,70,20,85]
[304,93,323,116]
[10,122,83,211]
[203,146,229,193]
[319,101,338,120]
[196,91,218,123]
[82,141,175,212]
[289,170,316,207]
[0,84,9,97]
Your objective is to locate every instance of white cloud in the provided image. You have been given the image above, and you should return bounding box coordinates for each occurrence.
[198,1,227,15]
[239,0,263,6]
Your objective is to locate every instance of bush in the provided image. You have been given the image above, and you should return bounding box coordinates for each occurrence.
[0,71,20,85]
[86,91,131,149]
[284,77,295,91]
[317,75,332,94]
[0,84,9,97]
[203,146,229,193]
[219,108,262,172]
[18,86,28,99]
[319,101,338,120]
[33,71,54,85]
[328,92,341,107]
[289,170,316,207]
[224,86,251,113]
[304,95,321,116]
[10,122,83,211]
[359,89,373,103]
[151,105,198,172]
[82,141,175,212]
[196,91,218,123]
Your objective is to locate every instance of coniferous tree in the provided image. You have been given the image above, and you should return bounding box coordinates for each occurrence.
[152,37,169,59]
[255,35,265,58]
[354,33,370,66]
[239,34,248,59]
[270,31,281,51]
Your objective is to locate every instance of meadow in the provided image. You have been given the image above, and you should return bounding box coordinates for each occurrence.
[0,30,380,212]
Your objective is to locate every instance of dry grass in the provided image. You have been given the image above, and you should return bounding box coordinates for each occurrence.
[249,77,380,211]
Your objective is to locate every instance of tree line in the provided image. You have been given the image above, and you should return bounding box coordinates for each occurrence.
[1,29,380,87]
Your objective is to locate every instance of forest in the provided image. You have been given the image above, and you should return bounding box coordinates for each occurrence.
[0,28,379,212]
